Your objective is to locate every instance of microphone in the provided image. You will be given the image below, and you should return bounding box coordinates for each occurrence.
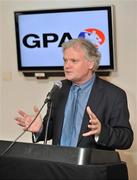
[44,81,62,144]
[44,81,62,103]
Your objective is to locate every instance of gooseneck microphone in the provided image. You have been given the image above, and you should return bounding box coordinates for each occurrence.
[44,81,62,143]
[0,81,62,157]
[44,81,62,103]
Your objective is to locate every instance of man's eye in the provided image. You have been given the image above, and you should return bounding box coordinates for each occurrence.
[72,59,78,63]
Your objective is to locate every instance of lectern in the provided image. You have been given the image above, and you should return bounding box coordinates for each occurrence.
[0,140,128,180]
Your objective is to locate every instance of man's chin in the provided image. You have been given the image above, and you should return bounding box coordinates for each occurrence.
[65,74,74,81]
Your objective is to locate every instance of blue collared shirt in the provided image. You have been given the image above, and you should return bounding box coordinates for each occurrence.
[60,74,96,146]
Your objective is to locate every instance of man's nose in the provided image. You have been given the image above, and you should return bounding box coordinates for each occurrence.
[64,61,71,68]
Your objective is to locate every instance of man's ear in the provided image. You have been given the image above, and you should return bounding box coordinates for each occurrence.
[88,60,94,70]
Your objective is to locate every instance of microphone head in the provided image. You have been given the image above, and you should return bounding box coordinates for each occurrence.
[45,81,62,103]
[54,81,62,89]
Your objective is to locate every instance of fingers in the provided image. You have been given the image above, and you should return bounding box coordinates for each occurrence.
[82,106,101,137]
[18,110,27,118]
[83,129,98,136]
[15,116,26,127]
[87,106,96,119]
[82,123,100,136]
[33,105,39,113]
[15,106,42,133]
[15,109,30,128]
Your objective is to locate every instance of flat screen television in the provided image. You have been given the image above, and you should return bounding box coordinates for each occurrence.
[14,6,115,76]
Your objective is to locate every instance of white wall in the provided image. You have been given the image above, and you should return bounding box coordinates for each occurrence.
[0,1,2,137]
[0,0,137,179]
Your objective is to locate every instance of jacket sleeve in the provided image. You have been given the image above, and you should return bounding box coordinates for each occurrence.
[96,90,134,150]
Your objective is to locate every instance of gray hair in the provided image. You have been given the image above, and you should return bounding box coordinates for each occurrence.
[62,38,101,72]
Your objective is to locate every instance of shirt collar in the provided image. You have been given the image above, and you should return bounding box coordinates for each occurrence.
[72,73,96,90]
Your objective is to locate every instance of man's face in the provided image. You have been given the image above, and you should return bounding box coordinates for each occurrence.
[63,47,94,84]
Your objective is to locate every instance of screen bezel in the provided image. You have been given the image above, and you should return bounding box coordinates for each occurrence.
[14,6,115,73]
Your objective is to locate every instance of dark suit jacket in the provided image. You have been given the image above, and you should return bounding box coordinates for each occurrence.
[37,75,133,150]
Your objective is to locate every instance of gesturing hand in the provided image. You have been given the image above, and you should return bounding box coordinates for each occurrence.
[15,105,42,133]
[82,106,101,137]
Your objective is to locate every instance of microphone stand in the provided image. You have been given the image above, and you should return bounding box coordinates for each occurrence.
[44,100,53,144]
[0,99,48,157]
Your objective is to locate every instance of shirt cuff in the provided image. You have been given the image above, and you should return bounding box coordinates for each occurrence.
[32,125,43,142]
[94,134,99,142]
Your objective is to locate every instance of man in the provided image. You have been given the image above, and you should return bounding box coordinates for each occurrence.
[15,38,133,150]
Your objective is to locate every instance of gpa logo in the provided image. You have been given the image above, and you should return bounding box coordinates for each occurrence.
[78,28,105,48]
[22,28,105,48]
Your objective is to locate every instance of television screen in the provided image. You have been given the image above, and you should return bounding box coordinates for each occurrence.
[14,6,115,74]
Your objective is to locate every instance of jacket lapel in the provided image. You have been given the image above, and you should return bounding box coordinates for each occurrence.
[77,76,103,145]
